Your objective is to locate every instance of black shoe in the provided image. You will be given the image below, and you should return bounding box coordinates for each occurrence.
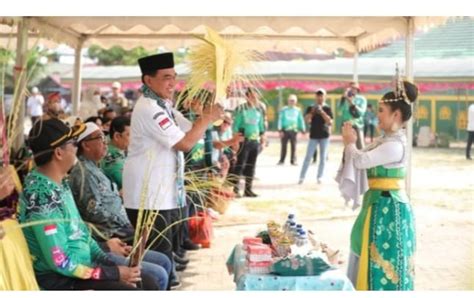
[173,252,190,265]
[170,277,182,290]
[291,162,298,166]
[175,263,187,271]
[468,156,472,160]
[244,190,258,197]
[175,249,187,259]
[182,239,201,251]
[277,161,284,165]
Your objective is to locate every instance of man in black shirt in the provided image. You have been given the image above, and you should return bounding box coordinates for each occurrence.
[298,88,333,184]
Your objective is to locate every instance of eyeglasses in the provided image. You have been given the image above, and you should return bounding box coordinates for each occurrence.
[84,134,106,143]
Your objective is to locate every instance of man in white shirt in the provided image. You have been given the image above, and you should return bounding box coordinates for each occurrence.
[466,103,474,160]
[26,87,44,124]
[122,53,223,288]
[108,81,128,114]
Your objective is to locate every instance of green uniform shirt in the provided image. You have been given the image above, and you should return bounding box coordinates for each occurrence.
[277,106,305,132]
[19,170,118,280]
[339,95,367,129]
[100,143,126,190]
[233,103,265,141]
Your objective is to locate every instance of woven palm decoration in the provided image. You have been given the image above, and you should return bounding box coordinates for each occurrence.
[178,26,261,108]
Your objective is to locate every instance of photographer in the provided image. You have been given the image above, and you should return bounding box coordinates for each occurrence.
[338,82,367,149]
[298,88,333,185]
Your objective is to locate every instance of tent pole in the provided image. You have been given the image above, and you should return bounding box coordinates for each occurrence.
[12,17,29,153]
[72,38,85,116]
[352,38,359,83]
[405,16,415,197]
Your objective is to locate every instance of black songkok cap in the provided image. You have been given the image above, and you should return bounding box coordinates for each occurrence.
[28,118,86,154]
[138,53,175,74]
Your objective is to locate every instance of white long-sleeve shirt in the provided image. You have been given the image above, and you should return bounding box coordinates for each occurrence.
[468,104,474,132]
[345,130,407,170]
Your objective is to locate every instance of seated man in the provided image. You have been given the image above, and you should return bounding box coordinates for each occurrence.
[68,122,171,290]
[19,119,150,290]
[100,116,130,191]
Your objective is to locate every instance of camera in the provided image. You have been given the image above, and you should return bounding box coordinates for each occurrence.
[347,90,354,97]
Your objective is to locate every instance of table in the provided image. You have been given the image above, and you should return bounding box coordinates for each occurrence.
[226,244,354,291]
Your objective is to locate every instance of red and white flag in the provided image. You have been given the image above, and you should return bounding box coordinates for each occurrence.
[44,224,58,236]
[158,117,172,130]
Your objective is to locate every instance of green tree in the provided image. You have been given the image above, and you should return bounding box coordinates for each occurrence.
[88,45,188,65]
[88,45,154,66]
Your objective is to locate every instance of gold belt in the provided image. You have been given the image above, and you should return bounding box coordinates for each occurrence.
[368,178,405,190]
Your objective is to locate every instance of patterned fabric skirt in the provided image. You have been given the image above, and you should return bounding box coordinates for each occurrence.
[0,218,39,290]
[348,192,416,290]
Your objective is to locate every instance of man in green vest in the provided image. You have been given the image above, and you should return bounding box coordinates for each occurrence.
[229,87,266,197]
[338,81,367,149]
[100,116,130,192]
[277,94,305,165]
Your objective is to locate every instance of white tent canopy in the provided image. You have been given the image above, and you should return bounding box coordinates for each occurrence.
[1,16,448,53]
[1,16,453,195]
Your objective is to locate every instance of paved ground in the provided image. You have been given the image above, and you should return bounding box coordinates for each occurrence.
[178,138,474,291]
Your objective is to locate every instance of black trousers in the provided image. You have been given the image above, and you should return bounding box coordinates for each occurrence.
[35,271,155,290]
[229,139,259,191]
[364,124,375,141]
[126,208,178,262]
[279,130,297,163]
[350,126,365,149]
[466,131,474,158]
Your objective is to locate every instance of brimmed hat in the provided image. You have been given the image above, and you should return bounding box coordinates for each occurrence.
[112,81,122,89]
[138,53,174,74]
[28,119,86,154]
[315,88,326,96]
[47,91,61,102]
[288,94,298,102]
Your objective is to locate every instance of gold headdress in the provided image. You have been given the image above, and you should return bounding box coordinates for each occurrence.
[380,63,411,105]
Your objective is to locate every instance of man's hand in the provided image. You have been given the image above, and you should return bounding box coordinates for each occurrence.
[260,134,267,148]
[279,131,284,138]
[107,238,132,257]
[231,133,244,145]
[202,103,224,123]
[118,265,141,287]
[0,167,15,201]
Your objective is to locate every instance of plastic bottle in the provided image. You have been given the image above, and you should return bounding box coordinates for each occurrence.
[283,214,295,233]
[296,230,310,256]
[288,222,297,242]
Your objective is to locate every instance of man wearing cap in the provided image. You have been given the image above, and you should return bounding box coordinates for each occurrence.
[108,81,128,114]
[18,119,149,290]
[41,92,63,121]
[68,121,172,290]
[299,88,333,185]
[338,81,367,149]
[229,87,266,197]
[26,86,44,125]
[277,94,306,166]
[123,53,223,287]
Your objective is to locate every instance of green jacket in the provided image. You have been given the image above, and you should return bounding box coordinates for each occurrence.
[233,103,265,141]
[277,106,305,132]
[339,95,367,129]
[100,143,125,190]
[19,170,119,281]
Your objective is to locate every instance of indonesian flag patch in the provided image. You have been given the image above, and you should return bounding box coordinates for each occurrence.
[158,117,172,130]
[44,224,58,236]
